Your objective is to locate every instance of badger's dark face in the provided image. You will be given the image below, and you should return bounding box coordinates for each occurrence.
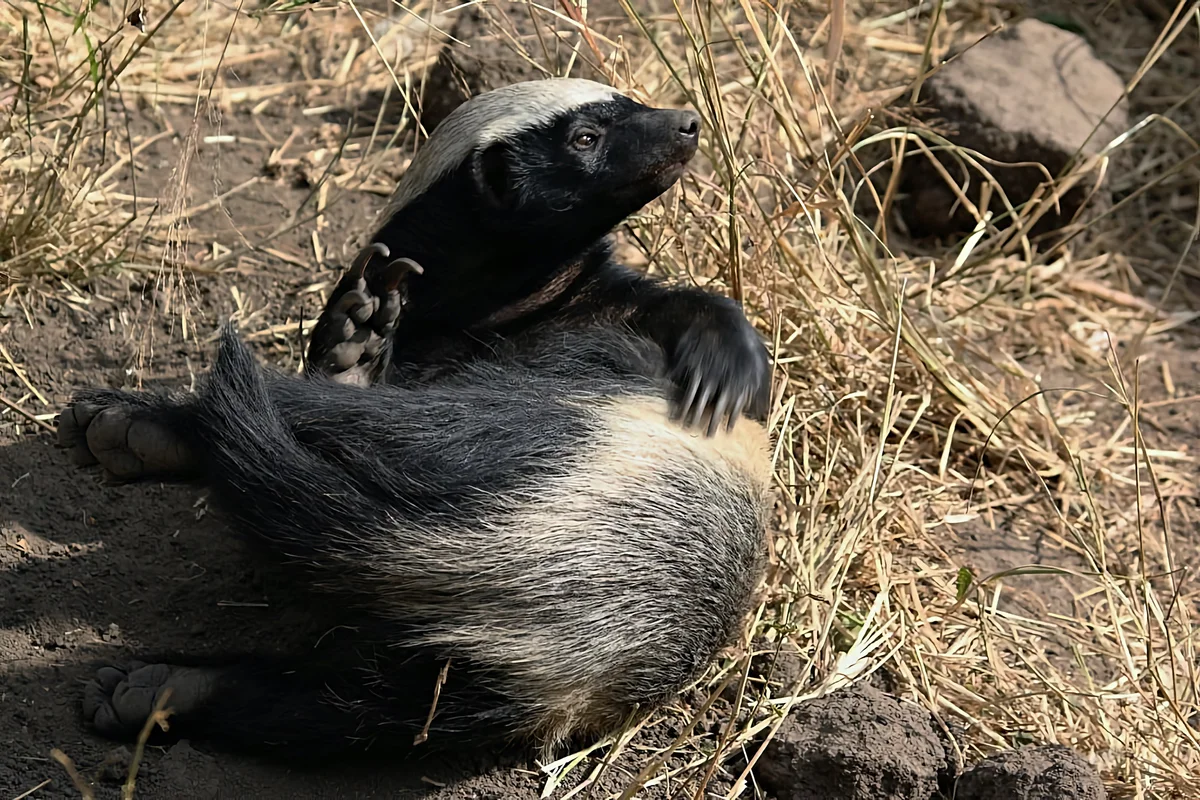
[471,96,701,241]
[373,91,704,325]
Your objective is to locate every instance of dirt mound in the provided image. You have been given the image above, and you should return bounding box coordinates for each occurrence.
[755,684,955,800]
[955,745,1107,800]
[752,684,1107,800]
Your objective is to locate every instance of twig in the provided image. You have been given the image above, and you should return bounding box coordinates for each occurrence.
[123,688,174,800]
[414,658,452,746]
[0,394,56,433]
[0,342,48,405]
[12,779,52,800]
[558,0,607,68]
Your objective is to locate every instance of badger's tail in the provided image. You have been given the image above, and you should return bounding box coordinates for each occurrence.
[172,324,531,750]
[196,322,290,453]
[188,323,390,572]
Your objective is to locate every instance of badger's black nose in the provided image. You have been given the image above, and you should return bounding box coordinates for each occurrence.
[676,110,701,142]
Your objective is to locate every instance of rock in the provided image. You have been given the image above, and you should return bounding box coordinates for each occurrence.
[97,745,133,783]
[417,5,540,132]
[955,744,1107,800]
[897,18,1129,240]
[754,683,953,800]
[417,1,625,132]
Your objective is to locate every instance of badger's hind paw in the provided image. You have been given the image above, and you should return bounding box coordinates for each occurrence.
[84,662,213,740]
[57,397,195,482]
[307,243,423,387]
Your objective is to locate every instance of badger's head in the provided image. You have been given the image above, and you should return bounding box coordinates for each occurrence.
[372,79,702,324]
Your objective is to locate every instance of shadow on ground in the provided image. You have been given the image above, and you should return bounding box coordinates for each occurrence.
[0,431,539,800]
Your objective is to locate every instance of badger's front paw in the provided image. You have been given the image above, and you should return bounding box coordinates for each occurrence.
[306,243,423,387]
[57,394,195,481]
[669,317,771,437]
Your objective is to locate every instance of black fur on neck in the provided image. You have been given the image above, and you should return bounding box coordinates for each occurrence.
[371,157,618,333]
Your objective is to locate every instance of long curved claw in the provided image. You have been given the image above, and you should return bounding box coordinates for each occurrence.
[348,242,391,278]
[374,257,425,291]
[708,389,732,438]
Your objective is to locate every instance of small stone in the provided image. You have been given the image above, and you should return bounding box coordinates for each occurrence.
[416,3,621,132]
[897,18,1129,240]
[416,6,552,133]
[98,745,133,783]
[955,744,1107,800]
[754,683,953,800]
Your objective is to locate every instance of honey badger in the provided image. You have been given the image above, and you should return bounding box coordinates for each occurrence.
[306,78,770,433]
[57,78,773,761]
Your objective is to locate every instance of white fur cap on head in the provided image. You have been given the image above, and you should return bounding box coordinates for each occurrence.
[381,78,626,218]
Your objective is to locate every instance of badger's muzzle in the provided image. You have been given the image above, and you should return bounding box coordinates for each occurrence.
[631,108,702,186]
[663,108,701,145]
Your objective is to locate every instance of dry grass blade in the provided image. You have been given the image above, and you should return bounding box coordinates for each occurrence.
[122,689,175,800]
[0,393,56,432]
[49,749,93,800]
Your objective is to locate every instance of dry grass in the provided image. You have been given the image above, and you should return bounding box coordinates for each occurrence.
[4,0,1200,798]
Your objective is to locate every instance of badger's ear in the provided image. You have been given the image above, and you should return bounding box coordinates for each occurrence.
[472,142,517,210]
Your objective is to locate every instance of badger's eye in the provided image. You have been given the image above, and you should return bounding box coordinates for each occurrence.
[572,132,598,150]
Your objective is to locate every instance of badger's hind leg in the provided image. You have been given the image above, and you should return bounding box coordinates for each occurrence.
[84,661,217,740]
[56,389,199,482]
[83,657,368,755]
[83,652,513,759]
[306,243,422,386]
